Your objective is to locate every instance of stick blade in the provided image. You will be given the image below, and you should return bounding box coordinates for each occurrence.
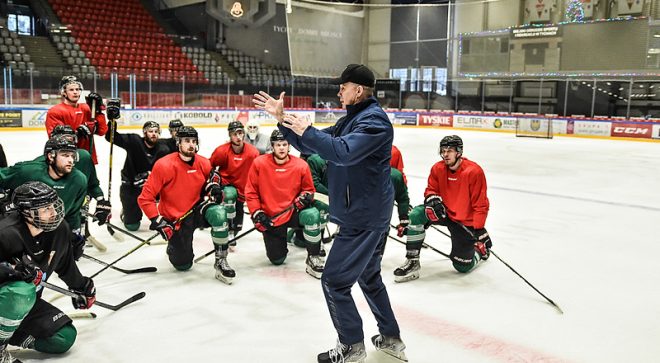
[94,292,146,311]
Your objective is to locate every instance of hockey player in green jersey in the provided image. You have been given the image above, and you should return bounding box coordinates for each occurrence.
[0,182,96,362]
[0,136,88,259]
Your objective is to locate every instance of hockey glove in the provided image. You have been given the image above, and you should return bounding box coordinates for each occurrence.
[396,217,410,237]
[150,216,174,241]
[85,92,104,114]
[251,210,272,232]
[424,195,447,223]
[14,255,44,286]
[474,228,492,249]
[94,198,112,226]
[293,191,314,211]
[209,167,222,185]
[70,277,96,310]
[133,172,150,188]
[0,188,11,213]
[76,124,92,140]
[106,98,121,120]
[205,182,224,203]
[71,229,86,261]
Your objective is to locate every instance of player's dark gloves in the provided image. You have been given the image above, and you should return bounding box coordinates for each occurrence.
[14,255,44,286]
[94,198,112,226]
[71,229,86,261]
[293,191,314,211]
[150,216,174,241]
[424,195,447,224]
[85,92,104,114]
[396,217,410,237]
[251,210,272,232]
[474,228,492,249]
[76,124,92,139]
[71,277,96,309]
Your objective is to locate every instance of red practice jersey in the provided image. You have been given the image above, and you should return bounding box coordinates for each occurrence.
[391,145,407,185]
[138,153,212,221]
[209,142,260,201]
[245,154,315,227]
[424,157,489,229]
[45,102,108,164]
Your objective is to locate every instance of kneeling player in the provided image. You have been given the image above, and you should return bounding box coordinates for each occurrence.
[138,127,234,284]
[245,131,325,278]
[0,182,96,361]
[395,135,493,282]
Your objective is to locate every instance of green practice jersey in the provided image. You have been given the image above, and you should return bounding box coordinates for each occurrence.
[34,149,103,199]
[0,160,87,230]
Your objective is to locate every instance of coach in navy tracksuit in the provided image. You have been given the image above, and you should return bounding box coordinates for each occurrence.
[253,64,406,363]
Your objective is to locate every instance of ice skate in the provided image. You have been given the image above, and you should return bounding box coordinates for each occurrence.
[214,249,235,284]
[371,334,408,361]
[305,254,324,279]
[317,341,366,363]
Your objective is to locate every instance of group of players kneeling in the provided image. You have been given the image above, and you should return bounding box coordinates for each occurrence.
[0,111,493,362]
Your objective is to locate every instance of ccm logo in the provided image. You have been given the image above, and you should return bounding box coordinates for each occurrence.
[613,127,648,135]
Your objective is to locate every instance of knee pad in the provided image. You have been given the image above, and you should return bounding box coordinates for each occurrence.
[173,263,193,271]
[124,222,140,231]
[0,281,36,335]
[222,186,238,219]
[298,208,321,244]
[204,204,229,245]
[406,205,428,243]
[452,254,478,273]
[270,256,286,265]
[34,324,77,354]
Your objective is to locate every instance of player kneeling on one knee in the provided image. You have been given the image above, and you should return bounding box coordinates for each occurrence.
[138,126,235,284]
[245,131,324,279]
[394,135,492,282]
[1,182,96,360]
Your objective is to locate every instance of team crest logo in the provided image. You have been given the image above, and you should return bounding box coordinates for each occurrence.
[493,118,503,128]
[531,120,541,131]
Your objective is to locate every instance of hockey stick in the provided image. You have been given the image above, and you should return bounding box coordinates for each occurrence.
[104,117,121,240]
[40,281,146,311]
[194,204,294,263]
[81,197,107,252]
[455,223,564,314]
[387,228,450,259]
[89,206,196,278]
[84,214,163,246]
[67,311,97,319]
[81,253,157,274]
[194,227,257,263]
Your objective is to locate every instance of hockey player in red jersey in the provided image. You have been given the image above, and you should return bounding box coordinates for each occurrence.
[45,76,108,164]
[394,135,492,282]
[391,144,407,185]
[245,130,325,278]
[137,126,234,284]
[210,121,260,240]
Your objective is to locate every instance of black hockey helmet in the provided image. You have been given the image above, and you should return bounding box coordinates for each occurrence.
[142,121,161,133]
[270,129,286,145]
[12,181,65,232]
[59,75,83,93]
[168,119,183,130]
[228,121,244,134]
[439,135,463,154]
[44,135,78,162]
[51,124,77,143]
[176,126,198,145]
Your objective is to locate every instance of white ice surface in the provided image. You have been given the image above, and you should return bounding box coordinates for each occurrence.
[2,126,659,363]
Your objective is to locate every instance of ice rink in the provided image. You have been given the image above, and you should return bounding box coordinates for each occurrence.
[2,125,660,363]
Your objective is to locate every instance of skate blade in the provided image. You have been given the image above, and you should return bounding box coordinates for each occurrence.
[305,266,323,279]
[215,271,234,285]
[379,349,408,362]
[394,272,419,283]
